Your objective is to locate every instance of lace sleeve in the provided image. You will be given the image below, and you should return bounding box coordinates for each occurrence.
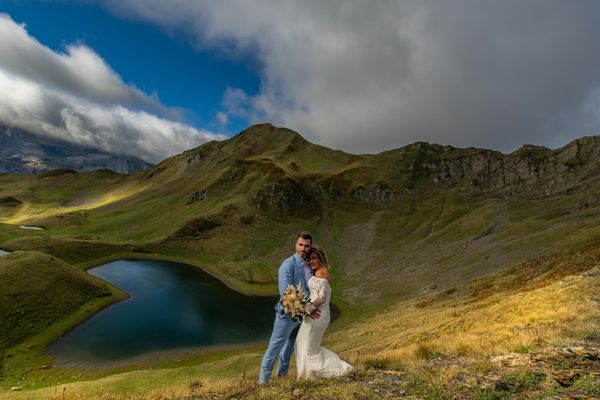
[313,278,327,303]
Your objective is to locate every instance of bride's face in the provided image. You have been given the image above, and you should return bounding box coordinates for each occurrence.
[309,255,321,271]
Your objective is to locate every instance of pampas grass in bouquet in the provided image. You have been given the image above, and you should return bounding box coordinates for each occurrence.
[281,283,308,321]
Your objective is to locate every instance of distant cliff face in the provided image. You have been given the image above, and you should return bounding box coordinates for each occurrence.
[390,136,600,198]
[279,132,600,208]
[152,123,600,219]
[0,125,153,174]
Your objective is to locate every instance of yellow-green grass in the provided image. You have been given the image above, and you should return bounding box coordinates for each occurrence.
[0,171,142,225]
[328,242,600,367]
[0,251,121,352]
[3,182,600,308]
[0,223,25,246]
[0,251,127,388]
[0,350,264,400]
[1,241,598,399]
[0,248,278,391]
[1,127,600,312]
[2,125,600,397]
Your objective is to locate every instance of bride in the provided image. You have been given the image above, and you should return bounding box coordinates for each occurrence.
[295,246,352,379]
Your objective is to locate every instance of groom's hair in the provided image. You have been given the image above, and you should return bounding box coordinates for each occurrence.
[297,231,313,242]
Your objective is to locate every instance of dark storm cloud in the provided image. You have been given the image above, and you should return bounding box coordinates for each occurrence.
[104,0,600,153]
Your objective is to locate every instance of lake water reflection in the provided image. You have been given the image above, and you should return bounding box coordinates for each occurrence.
[48,259,278,365]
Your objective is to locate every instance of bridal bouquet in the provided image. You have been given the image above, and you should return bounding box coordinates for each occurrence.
[280,283,308,321]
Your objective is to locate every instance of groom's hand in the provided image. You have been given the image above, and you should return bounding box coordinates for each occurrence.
[309,309,321,319]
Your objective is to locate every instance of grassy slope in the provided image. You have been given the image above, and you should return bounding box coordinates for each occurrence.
[0,251,127,390]
[1,241,597,399]
[0,251,114,351]
[1,128,600,305]
[2,158,600,307]
[1,124,600,396]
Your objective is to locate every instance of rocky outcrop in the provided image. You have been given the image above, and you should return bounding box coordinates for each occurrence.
[313,178,345,202]
[185,190,208,205]
[142,165,166,180]
[350,182,398,204]
[169,216,222,239]
[252,177,321,219]
[392,136,600,197]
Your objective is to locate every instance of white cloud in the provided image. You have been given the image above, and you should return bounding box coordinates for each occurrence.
[216,111,228,127]
[102,0,600,153]
[0,13,223,163]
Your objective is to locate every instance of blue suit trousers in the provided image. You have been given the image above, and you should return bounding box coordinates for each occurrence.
[258,311,301,384]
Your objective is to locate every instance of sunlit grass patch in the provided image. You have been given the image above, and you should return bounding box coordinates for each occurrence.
[3,183,150,225]
[327,248,600,367]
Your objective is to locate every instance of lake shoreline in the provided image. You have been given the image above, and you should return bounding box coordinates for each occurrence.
[41,276,130,368]
[46,257,279,369]
[49,339,267,371]
[44,254,343,369]
[41,252,277,363]
[76,252,278,298]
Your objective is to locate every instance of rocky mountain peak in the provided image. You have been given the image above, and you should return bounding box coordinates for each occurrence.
[0,125,154,174]
[230,123,308,150]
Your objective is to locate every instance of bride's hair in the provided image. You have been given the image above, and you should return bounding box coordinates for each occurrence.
[309,246,328,269]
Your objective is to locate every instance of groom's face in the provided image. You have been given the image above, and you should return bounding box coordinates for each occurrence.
[295,237,312,260]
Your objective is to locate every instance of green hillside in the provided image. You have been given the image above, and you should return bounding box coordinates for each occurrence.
[2,124,600,307]
[1,242,597,399]
[0,251,126,390]
[0,123,599,398]
[0,251,117,351]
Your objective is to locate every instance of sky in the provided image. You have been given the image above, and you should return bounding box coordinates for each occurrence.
[1,1,600,163]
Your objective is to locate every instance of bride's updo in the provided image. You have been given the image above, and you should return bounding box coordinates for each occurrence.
[309,246,328,269]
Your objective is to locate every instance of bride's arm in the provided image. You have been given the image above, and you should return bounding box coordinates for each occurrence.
[303,281,325,314]
[311,278,327,306]
[312,296,325,307]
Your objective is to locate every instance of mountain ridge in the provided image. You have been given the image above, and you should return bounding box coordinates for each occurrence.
[0,125,154,174]
[1,123,600,397]
[1,123,600,307]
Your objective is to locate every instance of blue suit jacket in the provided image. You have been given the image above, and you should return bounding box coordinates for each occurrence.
[275,253,312,314]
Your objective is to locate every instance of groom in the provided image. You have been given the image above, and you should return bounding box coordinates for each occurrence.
[258,231,320,384]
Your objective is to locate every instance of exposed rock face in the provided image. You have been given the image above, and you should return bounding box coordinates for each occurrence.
[185,190,208,205]
[313,178,345,202]
[252,177,321,219]
[350,182,398,204]
[102,156,153,174]
[0,125,153,174]
[397,136,600,197]
[169,216,222,239]
[164,124,600,215]
[421,282,438,294]
[491,346,600,388]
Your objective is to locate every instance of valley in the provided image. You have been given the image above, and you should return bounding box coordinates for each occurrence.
[1,123,599,398]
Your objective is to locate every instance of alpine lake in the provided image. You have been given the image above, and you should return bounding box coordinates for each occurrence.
[48,259,339,366]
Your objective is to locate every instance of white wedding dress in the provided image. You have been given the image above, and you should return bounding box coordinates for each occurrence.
[295,276,352,379]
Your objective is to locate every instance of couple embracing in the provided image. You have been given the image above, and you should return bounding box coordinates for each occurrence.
[258,232,352,384]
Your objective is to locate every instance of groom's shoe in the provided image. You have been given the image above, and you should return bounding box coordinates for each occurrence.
[258,366,271,384]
